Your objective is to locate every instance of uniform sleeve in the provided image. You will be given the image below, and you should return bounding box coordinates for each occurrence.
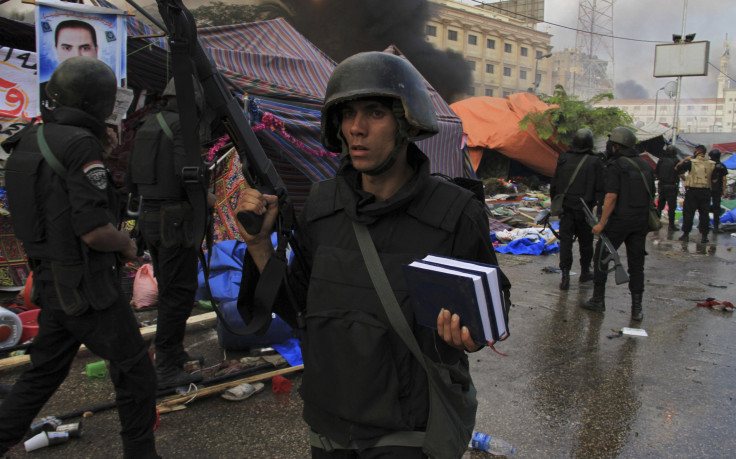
[605,161,622,195]
[676,161,691,174]
[64,136,114,236]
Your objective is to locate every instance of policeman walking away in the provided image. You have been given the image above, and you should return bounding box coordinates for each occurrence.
[550,128,603,290]
[582,127,654,322]
[0,57,159,458]
[127,78,212,389]
[676,145,715,243]
[708,148,728,233]
[655,145,680,232]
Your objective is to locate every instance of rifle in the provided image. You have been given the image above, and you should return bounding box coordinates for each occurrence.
[127,0,299,335]
[534,208,560,240]
[579,198,629,285]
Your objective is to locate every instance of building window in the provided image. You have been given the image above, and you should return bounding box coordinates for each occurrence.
[535,73,541,84]
[468,86,475,96]
[425,25,437,37]
[520,70,527,80]
[504,43,512,53]
[485,88,494,97]
[503,67,512,77]
[486,63,495,73]
[521,47,528,57]
[448,30,458,41]
[487,38,495,49]
[468,34,477,45]
[536,50,544,59]
[503,91,511,97]
[467,60,476,71]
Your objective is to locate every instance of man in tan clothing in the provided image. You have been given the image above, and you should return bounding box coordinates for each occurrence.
[676,145,715,243]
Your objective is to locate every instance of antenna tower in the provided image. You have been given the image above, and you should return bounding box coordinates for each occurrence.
[573,0,615,101]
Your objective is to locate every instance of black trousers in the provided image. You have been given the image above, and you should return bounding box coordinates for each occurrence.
[681,188,711,235]
[140,207,199,369]
[711,189,723,230]
[0,282,158,458]
[558,209,593,271]
[657,184,678,226]
[311,446,426,458]
[592,222,648,294]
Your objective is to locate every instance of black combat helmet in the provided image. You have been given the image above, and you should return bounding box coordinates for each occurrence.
[570,128,594,153]
[45,56,117,119]
[321,51,438,153]
[709,148,721,161]
[608,126,637,149]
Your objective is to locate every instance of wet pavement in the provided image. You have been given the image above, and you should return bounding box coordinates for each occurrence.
[1,227,735,458]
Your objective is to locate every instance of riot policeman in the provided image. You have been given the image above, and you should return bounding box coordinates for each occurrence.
[655,145,680,231]
[550,128,604,290]
[127,78,210,389]
[709,149,728,233]
[583,126,654,322]
[0,57,158,458]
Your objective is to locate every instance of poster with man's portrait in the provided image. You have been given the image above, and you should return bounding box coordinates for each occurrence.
[35,0,127,112]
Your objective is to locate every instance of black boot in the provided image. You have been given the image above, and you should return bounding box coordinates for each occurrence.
[559,270,570,290]
[631,292,644,321]
[156,364,203,389]
[582,283,606,312]
[678,232,689,242]
[579,266,594,283]
[701,232,709,243]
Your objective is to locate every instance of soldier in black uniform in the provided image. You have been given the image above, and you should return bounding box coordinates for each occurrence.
[655,145,680,231]
[0,57,159,458]
[127,78,211,389]
[550,128,604,290]
[583,127,654,322]
[709,149,728,233]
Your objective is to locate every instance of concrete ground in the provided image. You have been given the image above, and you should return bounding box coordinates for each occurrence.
[1,227,735,458]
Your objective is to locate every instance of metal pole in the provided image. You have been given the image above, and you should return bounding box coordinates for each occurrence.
[672,0,688,142]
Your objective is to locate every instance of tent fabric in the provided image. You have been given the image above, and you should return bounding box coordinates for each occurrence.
[634,121,671,141]
[450,93,565,177]
[200,19,335,104]
[713,142,736,153]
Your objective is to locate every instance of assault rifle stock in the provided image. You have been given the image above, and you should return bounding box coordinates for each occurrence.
[149,0,292,235]
[579,198,629,285]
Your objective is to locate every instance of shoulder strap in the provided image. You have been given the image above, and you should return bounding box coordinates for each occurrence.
[562,155,588,195]
[622,156,653,198]
[155,112,175,142]
[36,125,68,179]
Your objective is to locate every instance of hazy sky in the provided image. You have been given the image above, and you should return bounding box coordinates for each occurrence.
[540,0,736,100]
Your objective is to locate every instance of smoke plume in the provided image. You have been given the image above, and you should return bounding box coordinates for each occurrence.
[616,80,649,100]
[285,0,471,103]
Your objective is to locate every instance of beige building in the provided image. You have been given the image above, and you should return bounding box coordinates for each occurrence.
[596,97,734,134]
[425,0,552,102]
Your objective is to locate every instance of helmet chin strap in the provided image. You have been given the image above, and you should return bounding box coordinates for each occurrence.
[338,100,411,176]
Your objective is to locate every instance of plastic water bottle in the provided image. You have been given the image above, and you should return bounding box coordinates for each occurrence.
[469,431,515,455]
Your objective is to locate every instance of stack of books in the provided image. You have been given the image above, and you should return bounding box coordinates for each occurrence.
[402,254,509,346]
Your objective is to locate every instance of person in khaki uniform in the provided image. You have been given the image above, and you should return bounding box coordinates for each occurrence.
[676,145,715,243]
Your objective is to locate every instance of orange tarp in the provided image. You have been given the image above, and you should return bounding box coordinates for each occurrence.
[450,93,566,177]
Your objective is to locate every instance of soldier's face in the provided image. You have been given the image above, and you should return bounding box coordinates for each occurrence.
[56,27,98,62]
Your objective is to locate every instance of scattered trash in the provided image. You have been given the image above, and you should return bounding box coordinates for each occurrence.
[85,360,107,378]
[621,327,648,337]
[24,431,69,452]
[696,300,735,311]
[272,375,292,393]
[221,382,265,401]
[607,330,623,339]
[542,266,562,274]
[705,283,728,289]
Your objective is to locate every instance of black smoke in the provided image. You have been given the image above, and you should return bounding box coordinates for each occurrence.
[616,80,649,100]
[282,0,471,103]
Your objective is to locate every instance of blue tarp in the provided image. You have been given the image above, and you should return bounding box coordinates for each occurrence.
[495,238,560,255]
[722,155,736,170]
